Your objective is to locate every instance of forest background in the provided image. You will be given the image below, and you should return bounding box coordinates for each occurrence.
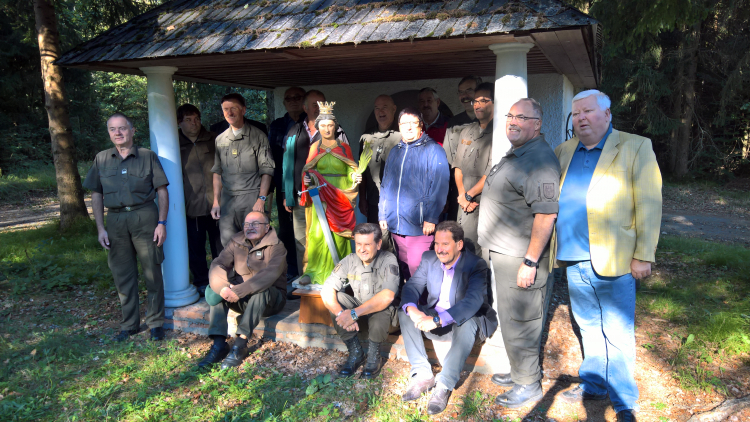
[1,0,750,187]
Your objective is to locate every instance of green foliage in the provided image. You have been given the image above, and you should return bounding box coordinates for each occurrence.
[457,390,490,418]
[0,218,111,294]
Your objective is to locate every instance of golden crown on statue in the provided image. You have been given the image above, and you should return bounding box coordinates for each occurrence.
[317,101,336,115]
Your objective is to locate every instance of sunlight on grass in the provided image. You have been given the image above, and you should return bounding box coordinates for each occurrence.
[0,164,87,203]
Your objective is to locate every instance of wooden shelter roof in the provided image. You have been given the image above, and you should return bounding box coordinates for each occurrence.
[57,0,601,88]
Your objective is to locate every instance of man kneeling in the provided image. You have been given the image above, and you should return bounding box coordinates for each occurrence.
[399,221,498,415]
[322,223,400,379]
[198,211,287,369]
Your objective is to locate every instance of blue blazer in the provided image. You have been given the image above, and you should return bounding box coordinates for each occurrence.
[400,249,498,340]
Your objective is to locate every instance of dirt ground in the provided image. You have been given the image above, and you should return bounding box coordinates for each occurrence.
[2,184,750,420]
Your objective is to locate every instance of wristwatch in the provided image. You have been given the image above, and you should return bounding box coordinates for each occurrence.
[259,195,267,201]
[350,309,359,321]
[464,193,474,202]
[432,315,442,328]
[523,258,539,268]
[157,220,167,226]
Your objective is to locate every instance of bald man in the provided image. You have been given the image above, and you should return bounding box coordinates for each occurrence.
[359,95,401,252]
[198,211,288,369]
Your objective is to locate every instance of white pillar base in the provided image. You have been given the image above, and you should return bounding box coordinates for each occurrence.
[141,66,198,308]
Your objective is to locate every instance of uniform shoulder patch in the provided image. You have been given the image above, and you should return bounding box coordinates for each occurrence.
[389,264,399,276]
[543,183,556,199]
[333,262,343,273]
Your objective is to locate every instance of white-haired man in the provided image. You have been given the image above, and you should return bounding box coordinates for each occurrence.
[553,90,662,422]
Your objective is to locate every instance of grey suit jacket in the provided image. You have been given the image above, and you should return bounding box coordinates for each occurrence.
[400,249,498,340]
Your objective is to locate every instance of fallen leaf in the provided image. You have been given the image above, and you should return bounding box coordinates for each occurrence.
[166,25,175,31]
[30,349,37,356]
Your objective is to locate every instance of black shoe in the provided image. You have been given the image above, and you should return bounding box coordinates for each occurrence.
[196,285,207,297]
[617,409,637,422]
[491,372,513,387]
[494,382,543,409]
[197,343,230,368]
[338,337,365,377]
[402,376,435,402]
[114,329,138,342]
[220,344,249,369]
[150,327,165,341]
[361,340,383,379]
[560,385,607,403]
[427,384,451,415]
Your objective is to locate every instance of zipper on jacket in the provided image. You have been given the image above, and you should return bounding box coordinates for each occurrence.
[419,202,423,225]
[395,144,409,233]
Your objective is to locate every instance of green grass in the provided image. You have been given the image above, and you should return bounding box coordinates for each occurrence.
[0,164,89,203]
[0,218,112,294]
[638,235,750,392]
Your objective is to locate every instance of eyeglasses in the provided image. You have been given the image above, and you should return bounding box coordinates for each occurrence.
[243,222,269,229]
[471,99,493,106]
[284,95,303,102]
[399,121,421,127]
[506,114,540,122]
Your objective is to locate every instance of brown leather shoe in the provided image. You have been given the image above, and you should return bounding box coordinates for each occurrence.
[402,376,435,402]
[427,384,451,415]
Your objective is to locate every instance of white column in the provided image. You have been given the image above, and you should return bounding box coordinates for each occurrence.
[140,66,198,308]
[489,42,534,164]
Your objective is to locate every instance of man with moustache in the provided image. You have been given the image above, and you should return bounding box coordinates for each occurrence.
[399,221,497,415]
[453,83,495,259]
[555,90,661,422]
[197,211,287,369]
[282,90,349,277]
[83,113,170,342]
[211,93,275,247]
[359,95,401,251]
[477,99,560,409]
[321,223,400,379]
[177,104,221,297]
[268,87,306,278]
[444,76,482,221]
[418,87,449,146]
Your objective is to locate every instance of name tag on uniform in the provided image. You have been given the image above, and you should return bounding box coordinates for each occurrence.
[121,168,127,175]
[232,149,238,157]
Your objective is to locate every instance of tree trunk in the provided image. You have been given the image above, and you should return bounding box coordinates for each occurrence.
[34,0,89,229]
[671,22,701,179]
[669,41,685,174]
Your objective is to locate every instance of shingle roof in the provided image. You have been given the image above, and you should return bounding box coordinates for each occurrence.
[57,0,597,66]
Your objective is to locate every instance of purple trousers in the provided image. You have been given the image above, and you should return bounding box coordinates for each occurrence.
[392,233,434,280]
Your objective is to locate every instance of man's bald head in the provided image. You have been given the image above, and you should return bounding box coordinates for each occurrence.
[374,94,397,131]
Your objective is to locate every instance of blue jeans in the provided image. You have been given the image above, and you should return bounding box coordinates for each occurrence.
[566,261,638,412]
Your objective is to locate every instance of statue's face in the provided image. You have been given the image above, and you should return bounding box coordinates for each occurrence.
[318,119,336,140]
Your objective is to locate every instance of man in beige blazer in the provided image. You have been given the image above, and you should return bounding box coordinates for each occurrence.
[553,90,662,422]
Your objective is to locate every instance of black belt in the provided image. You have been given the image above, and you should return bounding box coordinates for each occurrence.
[108,202,154,213]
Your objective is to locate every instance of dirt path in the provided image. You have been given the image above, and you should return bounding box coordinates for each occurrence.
[0,196,94,232]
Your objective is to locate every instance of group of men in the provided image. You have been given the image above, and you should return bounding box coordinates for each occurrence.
[84,75,661,421]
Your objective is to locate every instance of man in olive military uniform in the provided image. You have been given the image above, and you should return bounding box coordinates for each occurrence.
[210,93,275,247]
[454,83,495,260]
[177,104,221,297]
[358,95,401,252]
[84,112,170,342]
[477,99,561,409]
[321,223,400,379]
[444,76,482,221]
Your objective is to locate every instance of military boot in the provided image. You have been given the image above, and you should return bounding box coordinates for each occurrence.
[338,337,365,377]
[361,340,383,379]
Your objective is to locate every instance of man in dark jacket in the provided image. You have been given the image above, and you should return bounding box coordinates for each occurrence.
[268,86,306,278]
[282,90,349,276]
[398,221,498,415]
[197,211,287,369]
[177,104,222,296]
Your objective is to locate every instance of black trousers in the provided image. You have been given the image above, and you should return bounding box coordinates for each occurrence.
[186,214,222,287]
[275,187,298,277]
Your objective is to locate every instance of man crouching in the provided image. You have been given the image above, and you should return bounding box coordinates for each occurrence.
[322,223,400,379]
[197,211,287,369]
